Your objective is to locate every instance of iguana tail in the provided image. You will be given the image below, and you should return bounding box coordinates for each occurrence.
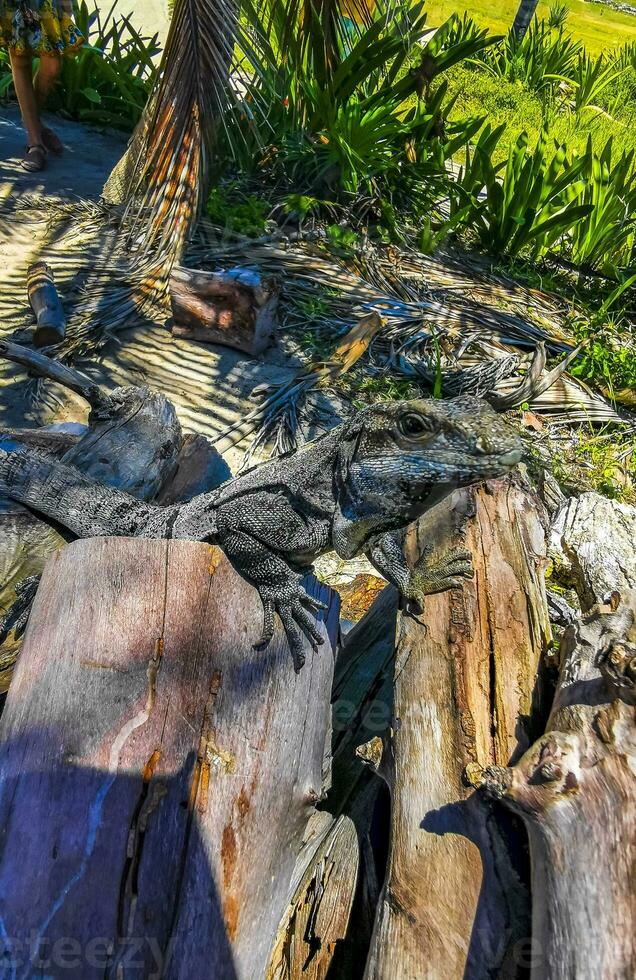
[0,444,177,541]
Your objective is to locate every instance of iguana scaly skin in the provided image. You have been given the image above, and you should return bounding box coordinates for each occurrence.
[0,396,523,670]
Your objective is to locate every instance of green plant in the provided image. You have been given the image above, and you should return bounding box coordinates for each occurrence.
[570,330,636,400]
[562,137,636,276]
[451,127,592,258]
[205,186,270,236]
[567,52,628,117]
[474,19,582,94]
[0,50,12,99]
[547,3,569,30]
[228,1,495,217]
[46,1,160,129]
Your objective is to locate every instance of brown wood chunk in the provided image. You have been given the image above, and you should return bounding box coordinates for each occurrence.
[27,261,66,348]
[170,265,278,356]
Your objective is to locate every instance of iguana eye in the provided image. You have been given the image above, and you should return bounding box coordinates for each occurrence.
[398,413,437,439]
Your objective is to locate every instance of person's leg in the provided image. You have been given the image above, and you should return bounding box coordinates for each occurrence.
[34,52,61,107]
[9,50,42,147]
[34,53,64,155]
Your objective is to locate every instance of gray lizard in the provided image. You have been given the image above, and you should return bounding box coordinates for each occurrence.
[0,395,523,670]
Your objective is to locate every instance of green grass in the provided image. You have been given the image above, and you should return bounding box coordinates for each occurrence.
[443,65,634,160]
[424,0,636,55]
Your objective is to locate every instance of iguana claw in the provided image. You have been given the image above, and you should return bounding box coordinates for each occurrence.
[404,547,474,612]
[254,585,327,673]
[0,574,40,646]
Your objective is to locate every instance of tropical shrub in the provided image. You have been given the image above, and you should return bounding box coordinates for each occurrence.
[474,19,582,95]
[563,138,636,275]
[547,3,569,31]
[450,128,592,258]
[224,0,496,221]
[53,2,160,129]
[566,52,629,117]
[0,49,11,99]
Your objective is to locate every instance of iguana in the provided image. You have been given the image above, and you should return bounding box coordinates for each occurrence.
[0,395,523,670]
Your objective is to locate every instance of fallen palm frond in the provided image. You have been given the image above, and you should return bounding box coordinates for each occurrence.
[217,311,386,461]
[190,235,627,454]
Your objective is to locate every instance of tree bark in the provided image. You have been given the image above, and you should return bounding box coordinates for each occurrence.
[0,345,184,689]
[0,538,347,979]
[512,0,540,40]
[266,811,359,980]
[471,591,636,979]
[549,492,636,609]
[364,474,552,979]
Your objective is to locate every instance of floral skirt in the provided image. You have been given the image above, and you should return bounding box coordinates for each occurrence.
[0,1,84,57]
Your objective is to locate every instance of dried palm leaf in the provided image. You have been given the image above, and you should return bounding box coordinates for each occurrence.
[216,312,385,458]
[200,237,627,452]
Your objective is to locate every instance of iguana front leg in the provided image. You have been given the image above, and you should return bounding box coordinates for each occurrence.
[219,529,326,672]
[215,494,330,671]
[367,530,474,611]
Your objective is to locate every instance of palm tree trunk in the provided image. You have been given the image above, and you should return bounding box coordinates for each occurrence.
[512,0,540,40]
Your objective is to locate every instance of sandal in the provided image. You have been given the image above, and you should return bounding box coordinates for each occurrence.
[42,126,64,157]
[21,144,47,173]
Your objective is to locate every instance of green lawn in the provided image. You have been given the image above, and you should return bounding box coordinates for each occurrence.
[424,0,636,54]
[443,65,634,160]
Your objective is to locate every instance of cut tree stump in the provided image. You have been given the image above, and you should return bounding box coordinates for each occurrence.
[364,474,552,979]
[170,265,278,356]
[0,538,350,980]
[471,591,636,979]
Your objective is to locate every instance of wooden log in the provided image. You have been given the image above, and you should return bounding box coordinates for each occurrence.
[267,811,359,980]
[470,591,636,979]
[327,585,399,976]
[364,474,552,979]
[0,538,344,979]
[0,425,82,455]
[550,491,636,609]
[156,432,232,504]
[27,261,67,347]
[170,265,278,356]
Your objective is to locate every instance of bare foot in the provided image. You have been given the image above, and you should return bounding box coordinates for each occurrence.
[42,126,64,157]
[21,145,48,173]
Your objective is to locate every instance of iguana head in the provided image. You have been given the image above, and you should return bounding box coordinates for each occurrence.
[332,395,524,558]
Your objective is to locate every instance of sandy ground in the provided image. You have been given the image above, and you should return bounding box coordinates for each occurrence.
[111,1,171,45]
[0,107,320,473]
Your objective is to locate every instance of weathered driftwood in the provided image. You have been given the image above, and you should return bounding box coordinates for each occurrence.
[550,491,636,608]
[267,811,359,980]
[364,474,552,979]
[170,265,278,355]
[0,344,184,689]
[470,591,636,979]
[0,339,111,413]
[0,538,350,979]
[327,585,399,976]
[27,261,67,347]
[156,432,232,504]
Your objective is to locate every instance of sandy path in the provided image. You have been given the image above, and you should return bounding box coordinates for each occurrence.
[0,107,312,471]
